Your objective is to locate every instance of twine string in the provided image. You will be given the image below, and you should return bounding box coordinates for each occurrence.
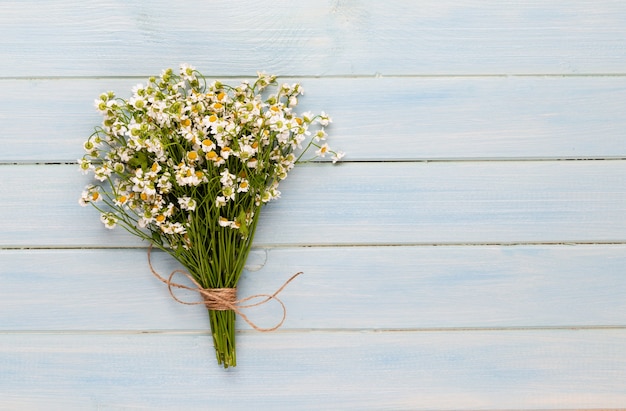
[147,245,302,332]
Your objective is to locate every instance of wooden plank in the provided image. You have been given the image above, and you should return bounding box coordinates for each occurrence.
[1,1,625,77]
[1,330,625,409]
[3,76,626,162]
[4,2,625,409]
[1,161,625,247]
[1,245,626,331]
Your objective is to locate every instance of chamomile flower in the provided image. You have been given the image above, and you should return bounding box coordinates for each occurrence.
[260,190,272,203]
[78,158,92,174]
[332,151,346,163]
[186,150,200,163]
[94,164,113,181]
[114,194,129,207]
[131,83,145,95]
[179,63,196,81]
[79,186,99,206]
[237,179,250,193]
[129,96,146,110]
[314,129,327,142]
[318,111,332,126]
[246,158,258,169]
[201,138,216,152]
[220,146,233,159]
[157,174,172,194]
[315,143,330,158]
[220,169,235,186]
[178,196,197,212]
[222,186,235,201]
[301,111,314,124]
[238,144,256,160]
[215,196,227,208]
[100,212,118,229]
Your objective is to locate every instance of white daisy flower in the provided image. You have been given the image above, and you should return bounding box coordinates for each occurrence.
[100,213,118,229]
[315,143,330,158]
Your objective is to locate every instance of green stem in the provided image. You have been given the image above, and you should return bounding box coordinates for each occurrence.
[209,309,237,368]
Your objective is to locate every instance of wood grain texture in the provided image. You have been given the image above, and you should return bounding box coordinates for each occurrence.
[0,0,625,77]
[1,330,625,410]
[1,0,626,409]
[3,76,626,163]
[2,161,625,247]
[1,245,626,331]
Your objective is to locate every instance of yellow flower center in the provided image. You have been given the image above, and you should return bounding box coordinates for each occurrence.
[217,92,225,101]
[213,102,223,110]
[156,215,165,222]
[206,151,217,160]
[181,118,191,127]
[209,114,217,122]
[91,192,99,201]
[187,151,198,161]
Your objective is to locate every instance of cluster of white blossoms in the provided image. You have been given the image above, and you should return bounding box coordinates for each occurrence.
[79,64,343,248]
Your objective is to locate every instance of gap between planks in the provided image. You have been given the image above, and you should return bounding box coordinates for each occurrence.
[3,241,626,251]
[3,158,626,166]
[2,325,625,336]
[2,73,626,81]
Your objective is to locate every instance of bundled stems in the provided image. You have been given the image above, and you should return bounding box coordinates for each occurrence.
[210,310,237,367]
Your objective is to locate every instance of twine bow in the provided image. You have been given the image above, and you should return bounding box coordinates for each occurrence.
[147,245,301,332]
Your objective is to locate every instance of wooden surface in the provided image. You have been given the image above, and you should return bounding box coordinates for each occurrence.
[1,1,625,410]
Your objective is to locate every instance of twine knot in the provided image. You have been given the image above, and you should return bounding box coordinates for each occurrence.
[147,246,301,332]
[201,288,238,311]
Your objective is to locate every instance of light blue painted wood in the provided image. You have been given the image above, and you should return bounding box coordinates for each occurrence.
[1,330,625,410]
[1,0,625,409]
[1,245,626,331]
[0,1,625,77]
[3,76,626,162]
[2,161,625,247]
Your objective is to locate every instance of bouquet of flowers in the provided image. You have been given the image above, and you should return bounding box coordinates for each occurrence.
[79,64,343,367]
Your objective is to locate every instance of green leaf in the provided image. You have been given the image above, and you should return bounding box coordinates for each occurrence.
[128,151,148,171]
[236,210,249,238]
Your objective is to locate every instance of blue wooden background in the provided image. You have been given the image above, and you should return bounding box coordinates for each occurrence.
[1,1,626,409]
